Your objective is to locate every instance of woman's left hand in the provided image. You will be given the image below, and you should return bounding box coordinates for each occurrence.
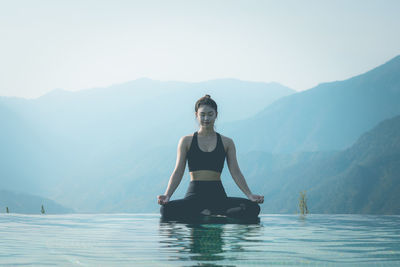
[248,194,264,203]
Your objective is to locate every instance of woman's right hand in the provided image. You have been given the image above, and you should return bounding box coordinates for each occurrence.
[157,195,170,205]
[248,194,264,204]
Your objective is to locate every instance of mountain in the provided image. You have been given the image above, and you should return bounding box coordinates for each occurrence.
[309,114,400,214]
[239,115,400,214]
[224,55,400,153]
[1,79,294,157]
[1,54,399,214]
[0,102,47,193]
[68,114,400,215]
[0,79,293,211]
[0,190,74,214]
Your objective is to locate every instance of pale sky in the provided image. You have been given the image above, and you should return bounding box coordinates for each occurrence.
[1,0,399,99]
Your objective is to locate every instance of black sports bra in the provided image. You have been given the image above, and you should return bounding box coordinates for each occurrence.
[187,131,226,173]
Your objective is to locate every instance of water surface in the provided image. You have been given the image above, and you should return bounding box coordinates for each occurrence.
[0,214,399,266]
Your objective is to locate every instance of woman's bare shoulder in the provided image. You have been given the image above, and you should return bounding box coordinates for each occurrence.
[181,133,195,141]
[219,133,234,150]
[219,133,233,143]
[179,133,195,149]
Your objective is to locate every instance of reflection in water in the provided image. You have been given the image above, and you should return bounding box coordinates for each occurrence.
[158,219,263,266]
[2,214,399,266]
[158,215,400,266]
[188,225,224,261]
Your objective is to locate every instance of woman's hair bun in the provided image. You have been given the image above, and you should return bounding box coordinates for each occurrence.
[195,94,218,113]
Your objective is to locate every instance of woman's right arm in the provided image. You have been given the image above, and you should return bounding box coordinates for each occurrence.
[157,136,188,205]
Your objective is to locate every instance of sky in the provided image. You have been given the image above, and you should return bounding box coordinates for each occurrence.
[1,0,399,99]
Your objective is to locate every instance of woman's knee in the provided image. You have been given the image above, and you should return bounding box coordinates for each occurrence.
[239,200,260,217]
[250,202,261,216]
[160,202,176,217]
[160,204,167,216]
[160,200,197,219]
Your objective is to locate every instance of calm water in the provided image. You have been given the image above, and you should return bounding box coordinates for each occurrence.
[0,214,399,266]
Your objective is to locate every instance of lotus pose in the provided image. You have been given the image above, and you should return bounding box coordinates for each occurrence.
[157,94,264,221]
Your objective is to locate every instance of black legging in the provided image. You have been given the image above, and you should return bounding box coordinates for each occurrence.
[160,180,260,221]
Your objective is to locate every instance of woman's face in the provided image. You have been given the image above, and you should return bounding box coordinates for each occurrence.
[196,105,217,128]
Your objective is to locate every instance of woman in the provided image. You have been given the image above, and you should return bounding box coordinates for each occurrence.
[157,94,264,221]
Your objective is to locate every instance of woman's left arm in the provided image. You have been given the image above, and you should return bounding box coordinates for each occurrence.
[226,138,264,204]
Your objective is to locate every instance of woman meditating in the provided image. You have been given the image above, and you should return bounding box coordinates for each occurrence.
[157,94,264,221]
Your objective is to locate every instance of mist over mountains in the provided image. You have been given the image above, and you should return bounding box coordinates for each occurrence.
[0,79,293,213]
[236,114,400,214]
[0,190,73,214]
[1,56,399,214]
[224,55,400,154]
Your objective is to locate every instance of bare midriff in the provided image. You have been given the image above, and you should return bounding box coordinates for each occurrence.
[190,170,221,181]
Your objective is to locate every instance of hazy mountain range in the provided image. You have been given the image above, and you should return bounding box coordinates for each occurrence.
[224,55,400,154]
[233,114,400,214]
[0,55,399,214]
[0,190,73,214]
[0,79,293,213]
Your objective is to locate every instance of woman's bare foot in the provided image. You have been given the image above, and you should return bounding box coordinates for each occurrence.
[226,203,247,215]
[200,209,211,216]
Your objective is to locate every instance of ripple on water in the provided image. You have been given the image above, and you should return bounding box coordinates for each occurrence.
[0,214,399,266]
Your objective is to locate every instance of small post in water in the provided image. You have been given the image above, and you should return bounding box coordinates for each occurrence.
[41,205,45,214]
[298,190,309,216]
